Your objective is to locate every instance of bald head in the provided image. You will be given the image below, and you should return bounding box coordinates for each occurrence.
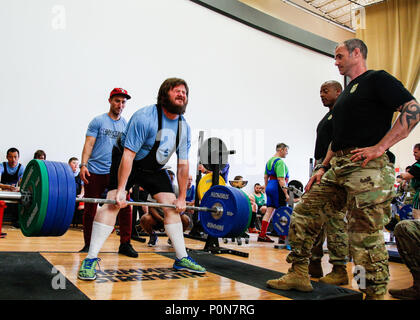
[320,81,342,109]
[322,80,342,92]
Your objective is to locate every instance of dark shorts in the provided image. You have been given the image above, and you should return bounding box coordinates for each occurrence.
[108,145,174,196]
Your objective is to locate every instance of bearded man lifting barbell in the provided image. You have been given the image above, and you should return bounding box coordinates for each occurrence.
[78,78,206,281]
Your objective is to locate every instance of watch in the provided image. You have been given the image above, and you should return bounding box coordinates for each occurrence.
[79,163,88,168]
[319,164,330,171]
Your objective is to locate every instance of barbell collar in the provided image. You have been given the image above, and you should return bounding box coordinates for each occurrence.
[0,191,22,201]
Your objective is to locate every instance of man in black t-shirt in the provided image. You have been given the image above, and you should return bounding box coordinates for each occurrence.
[266,38,419,300]
[307,81,349,285]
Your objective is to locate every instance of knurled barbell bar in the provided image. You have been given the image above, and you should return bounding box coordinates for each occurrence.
[0,160,251,238]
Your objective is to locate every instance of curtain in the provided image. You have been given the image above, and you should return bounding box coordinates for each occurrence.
[356,0,419,94]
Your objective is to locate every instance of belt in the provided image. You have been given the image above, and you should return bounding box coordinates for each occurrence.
[268,175,277,180]
[334,147,357,157]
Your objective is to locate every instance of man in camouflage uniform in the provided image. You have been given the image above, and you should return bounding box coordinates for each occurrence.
[401,166,416,206]
[389,143,420,300]
[266,38,419,300]
[308,80,349,285]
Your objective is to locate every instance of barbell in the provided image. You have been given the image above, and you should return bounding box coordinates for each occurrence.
[0,160,252,238]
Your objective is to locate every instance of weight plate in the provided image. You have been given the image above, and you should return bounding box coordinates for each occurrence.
[45,162,68,236]
[288,180,303,197]
[200,137,228,172]
[18,160,49,237]
[228,189,250,237]
[56,162,76,236]
[199,185,249,238]
[398,204,413,221]
[197,172,226,200]
[240,190,252,233]
[272,206,293,236]
[40,161,60,236]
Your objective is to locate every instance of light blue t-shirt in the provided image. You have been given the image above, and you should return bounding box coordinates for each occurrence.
[121,105,191,164]
[0,162,25,185]
[86,113,127,174]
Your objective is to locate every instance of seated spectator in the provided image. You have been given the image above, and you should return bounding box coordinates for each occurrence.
[185,175,195,204]
[250,183,266,233]
[68,157,84,226]
[33,150,46,160]
[67,157,84,198]
[184,175,195,222]
[0,148,26,227]
[198,163,210,175]
[139,169,190,246]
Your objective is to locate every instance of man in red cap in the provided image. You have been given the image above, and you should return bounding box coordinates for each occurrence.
[79,88,137,257]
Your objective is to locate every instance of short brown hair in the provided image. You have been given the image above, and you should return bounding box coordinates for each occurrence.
[33,150,46,160]
[276,143,289,150]
[340,38,368,59]
[68,157,78,164]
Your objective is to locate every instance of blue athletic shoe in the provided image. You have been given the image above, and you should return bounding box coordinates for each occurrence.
[173,256,206,274]
[78,257,101,280]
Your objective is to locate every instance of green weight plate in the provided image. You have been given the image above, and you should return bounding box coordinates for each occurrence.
[18,160,49,236]
[240,190,252,232]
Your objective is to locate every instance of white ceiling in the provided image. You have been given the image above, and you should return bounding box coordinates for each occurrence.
[283,0,386,30]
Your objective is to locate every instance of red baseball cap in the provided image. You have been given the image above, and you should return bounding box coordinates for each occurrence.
[109,88,131,100]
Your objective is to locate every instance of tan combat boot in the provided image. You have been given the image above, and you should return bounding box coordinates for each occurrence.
[266,263,313,292]
[319,265,349,285]
[388,271,420,300]
[308,260,323,278]
[364,293,385,300]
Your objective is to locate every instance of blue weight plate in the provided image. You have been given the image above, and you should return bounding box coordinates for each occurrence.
[228,187,250,237]
[49,162,71,236]
[199,185,242,238]
[398,204,413,220]
[58,162,76,236]
[40,161,60,236]
[272,206,293,236]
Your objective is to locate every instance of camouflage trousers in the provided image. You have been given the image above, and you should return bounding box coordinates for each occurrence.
[394,219,420,273]
[287,153,395,296]
[310,207,348,265]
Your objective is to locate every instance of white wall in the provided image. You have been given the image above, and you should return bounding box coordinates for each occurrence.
[0,0,342,193]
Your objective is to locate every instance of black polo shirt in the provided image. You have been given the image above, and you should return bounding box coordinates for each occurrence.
[314,110,333,160]
[331,70,414,152]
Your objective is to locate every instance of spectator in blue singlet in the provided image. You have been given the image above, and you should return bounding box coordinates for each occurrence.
[0,148,26,227]
[185,175,195,203]
[258,143,289,242]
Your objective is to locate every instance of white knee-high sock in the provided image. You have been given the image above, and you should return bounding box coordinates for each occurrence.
[87,221,114,259]
[165,222,188,260]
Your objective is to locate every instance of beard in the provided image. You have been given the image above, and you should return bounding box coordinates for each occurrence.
[162,97,187,115]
